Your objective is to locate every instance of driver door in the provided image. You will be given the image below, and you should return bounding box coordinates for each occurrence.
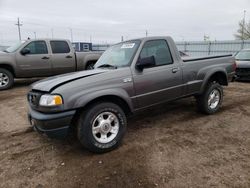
[132,39,183,109]
[16,40,52,77]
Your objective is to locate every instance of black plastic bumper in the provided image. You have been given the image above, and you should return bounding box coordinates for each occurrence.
[28,107,76,139]
[235,68,250,80]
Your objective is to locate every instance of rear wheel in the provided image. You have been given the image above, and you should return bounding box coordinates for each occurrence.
[0,68,14,90]
[77,102,127,153]
[196,82,223,114]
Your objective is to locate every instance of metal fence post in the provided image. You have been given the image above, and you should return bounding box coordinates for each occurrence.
[241,40,245,49]
[208,42,211,55]
[184,42,187,53]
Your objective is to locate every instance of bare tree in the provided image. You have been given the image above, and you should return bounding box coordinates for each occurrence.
[234,19,250,40]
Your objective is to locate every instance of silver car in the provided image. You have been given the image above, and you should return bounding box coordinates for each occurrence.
[235,49,250,80]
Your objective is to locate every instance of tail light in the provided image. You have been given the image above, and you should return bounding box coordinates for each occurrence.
[233,61,237,71]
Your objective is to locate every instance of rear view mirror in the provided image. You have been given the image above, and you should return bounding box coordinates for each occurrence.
[21,48,30,55]
[136,56,156,70]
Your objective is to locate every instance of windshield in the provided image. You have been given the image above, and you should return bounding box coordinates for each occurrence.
[94,40,140,69]
[235,50,250,61]
[4,41,25,53]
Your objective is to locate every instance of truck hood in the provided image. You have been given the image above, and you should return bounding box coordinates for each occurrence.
[0,52,14,62]
[31,69,109,92]
[236,60,250,68]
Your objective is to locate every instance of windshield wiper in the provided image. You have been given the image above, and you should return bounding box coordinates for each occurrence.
[97,64,117,69]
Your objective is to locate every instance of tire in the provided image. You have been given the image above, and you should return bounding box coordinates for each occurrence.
[86,62,96,70]
[77,102,127,153]
[196,82,223,114]
[0,68,14,90]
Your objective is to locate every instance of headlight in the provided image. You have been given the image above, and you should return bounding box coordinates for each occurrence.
[39,94,63,107]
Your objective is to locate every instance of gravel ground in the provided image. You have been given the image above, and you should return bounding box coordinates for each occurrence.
[0,80,250,188]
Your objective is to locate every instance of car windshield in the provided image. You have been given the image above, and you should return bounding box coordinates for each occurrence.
[4,41,25,53]
[235,50,250,61]
[94,40,140,69]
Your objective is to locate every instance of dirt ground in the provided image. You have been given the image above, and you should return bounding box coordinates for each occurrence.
[0,80,250,188]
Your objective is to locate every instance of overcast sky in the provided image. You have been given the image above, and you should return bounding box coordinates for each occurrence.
[0,0,249,45]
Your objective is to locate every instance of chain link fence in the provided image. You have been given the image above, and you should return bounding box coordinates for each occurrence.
[176,40,250,57]
[2,40,250,56]
[93,41,250,56]
[92,44,111,51]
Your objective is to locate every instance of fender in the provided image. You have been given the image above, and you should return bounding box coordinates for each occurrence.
[83,53,102,67]
[84,53,101,62]
[71,88,134,112]
[0,63,16,77]
[198,67,228,94]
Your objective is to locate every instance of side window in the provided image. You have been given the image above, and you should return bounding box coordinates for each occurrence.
[50,41,70,53]
[24,41,48,54]
[139,40,173,67]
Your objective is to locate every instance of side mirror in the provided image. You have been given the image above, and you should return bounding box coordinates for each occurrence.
[136,56,156,70]
[21,48,30,55]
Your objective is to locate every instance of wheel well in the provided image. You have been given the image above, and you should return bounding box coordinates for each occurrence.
[85,60,97,69]
[0,64,15,77]
[76,95,132,116]
[208,72,228,86]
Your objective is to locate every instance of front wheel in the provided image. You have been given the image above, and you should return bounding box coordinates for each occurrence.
[77,102,127,153]
[196,82,223,114]
[0,68,14,90]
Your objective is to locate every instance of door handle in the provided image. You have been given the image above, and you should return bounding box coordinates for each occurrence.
[172,67,179,73]
[41,56,50,60]
[66,55,73,58]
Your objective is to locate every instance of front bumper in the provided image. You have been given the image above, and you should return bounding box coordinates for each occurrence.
[228,72,236,82]
[28,107,76,138]
[235,68,250,80]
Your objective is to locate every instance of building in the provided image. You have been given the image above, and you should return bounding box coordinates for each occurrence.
[72,42,92,52]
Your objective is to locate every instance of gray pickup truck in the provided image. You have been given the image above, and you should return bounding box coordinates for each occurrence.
[27,36,236,153]
[0,39,102,90]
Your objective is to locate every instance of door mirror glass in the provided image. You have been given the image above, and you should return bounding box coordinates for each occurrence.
[136,56,156,70]
[21,48,31,55]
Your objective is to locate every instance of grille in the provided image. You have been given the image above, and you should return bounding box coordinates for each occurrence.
[236,68,250,75]
[27,91,42,106]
